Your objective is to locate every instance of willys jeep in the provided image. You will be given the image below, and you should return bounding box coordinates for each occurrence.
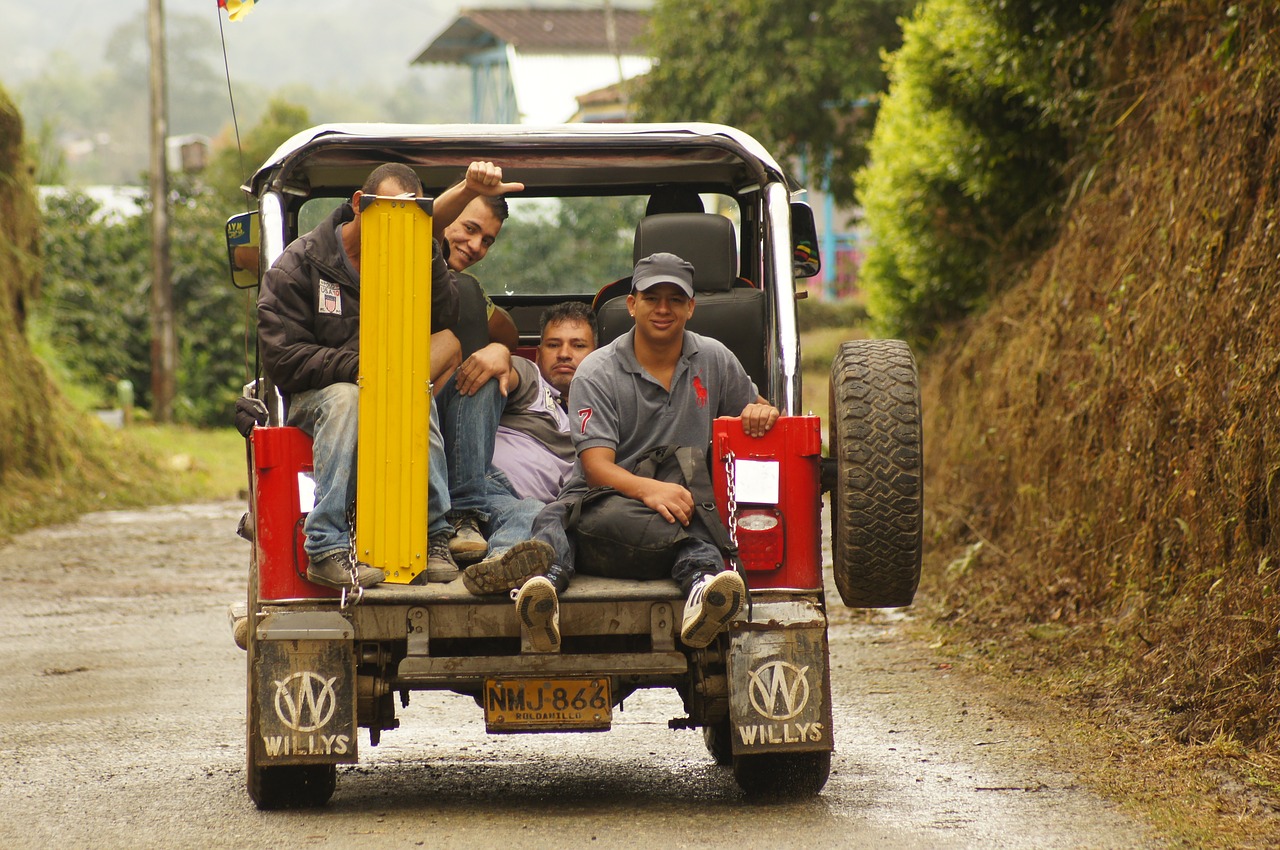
[224,123,923,809]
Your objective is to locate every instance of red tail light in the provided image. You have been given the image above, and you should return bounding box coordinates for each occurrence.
[735,507,785,572]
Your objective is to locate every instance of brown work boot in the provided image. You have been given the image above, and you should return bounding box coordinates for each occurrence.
[448,513,489,564]
[307,549,385,590]
[421,531,461,583]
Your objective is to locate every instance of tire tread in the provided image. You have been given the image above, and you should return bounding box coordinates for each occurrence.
[828,339,924,608]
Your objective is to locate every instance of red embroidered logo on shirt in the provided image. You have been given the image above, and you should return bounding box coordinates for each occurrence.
[577,407,593,434]
[693,374,708,408]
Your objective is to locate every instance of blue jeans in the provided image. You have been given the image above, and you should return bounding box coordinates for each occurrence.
[288,382,450,559]
[437,376,544,558]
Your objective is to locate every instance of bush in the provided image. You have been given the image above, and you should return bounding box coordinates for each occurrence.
[796,297,868,332]
[35,178,250,426]
[856,0,1114,344]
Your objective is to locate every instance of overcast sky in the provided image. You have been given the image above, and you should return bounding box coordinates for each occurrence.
[1,0,465,90]
[0,0,652,90]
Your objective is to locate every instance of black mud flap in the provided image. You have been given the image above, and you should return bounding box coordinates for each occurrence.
[251,612,358,766]
[725,601,833,756]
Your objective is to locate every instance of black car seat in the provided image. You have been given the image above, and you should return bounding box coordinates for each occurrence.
[596,212,768,393]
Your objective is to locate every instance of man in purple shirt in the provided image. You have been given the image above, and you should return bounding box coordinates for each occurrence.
[438,303,598,592]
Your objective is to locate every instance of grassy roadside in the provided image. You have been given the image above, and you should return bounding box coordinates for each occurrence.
[0,417,246,541]
[910,572,1280,849]
[800,299,1280,846]
[1,321,249,541]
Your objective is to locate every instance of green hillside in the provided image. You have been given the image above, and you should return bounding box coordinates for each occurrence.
[0,85,226,536]
[920,1,1280,836]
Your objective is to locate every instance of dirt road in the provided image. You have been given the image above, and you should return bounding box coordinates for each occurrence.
[0,502,1161,848]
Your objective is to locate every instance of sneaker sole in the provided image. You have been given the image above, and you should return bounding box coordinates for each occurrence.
[517,580,560,652]
[680,573,745,649]
[463,540,553,595]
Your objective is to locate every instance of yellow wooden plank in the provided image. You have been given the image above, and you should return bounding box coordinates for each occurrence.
[355,196,434,583]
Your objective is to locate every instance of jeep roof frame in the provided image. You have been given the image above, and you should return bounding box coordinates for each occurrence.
[242,122,800,202]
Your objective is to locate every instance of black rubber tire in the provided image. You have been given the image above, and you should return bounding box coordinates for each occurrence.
[702,717,734,766]
[248,763,337,810]
[828,339,923,608]
[732,750,831,798]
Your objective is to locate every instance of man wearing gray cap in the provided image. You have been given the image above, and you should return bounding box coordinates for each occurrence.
[488,251,780,653]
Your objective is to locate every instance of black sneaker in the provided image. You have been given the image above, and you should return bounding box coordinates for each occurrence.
[462,539,553,595]
[448,513,489,564]
[307,550,385,590]
[422,532,461,583]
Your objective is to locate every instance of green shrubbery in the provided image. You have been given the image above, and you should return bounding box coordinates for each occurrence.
[796,296,868,332]
[34,179,252,426]
[857,0,1115,344]
[32,99,312,427]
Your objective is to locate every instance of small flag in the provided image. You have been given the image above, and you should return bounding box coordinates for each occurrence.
[218,0,259,21]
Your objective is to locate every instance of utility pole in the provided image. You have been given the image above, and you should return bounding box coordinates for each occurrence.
[147,0,176,423]
[602,0,628,113]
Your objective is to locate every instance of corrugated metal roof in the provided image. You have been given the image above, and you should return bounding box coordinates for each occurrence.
[414,7,649,64]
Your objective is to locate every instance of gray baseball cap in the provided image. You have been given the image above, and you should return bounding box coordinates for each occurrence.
[632,252,695,298]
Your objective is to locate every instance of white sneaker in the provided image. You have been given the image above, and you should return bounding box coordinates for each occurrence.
[680,571,746,649]
[515,576,560,652]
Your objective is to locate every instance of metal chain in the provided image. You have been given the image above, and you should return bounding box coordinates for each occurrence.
[724,450,739,548]
[340,552,364,609]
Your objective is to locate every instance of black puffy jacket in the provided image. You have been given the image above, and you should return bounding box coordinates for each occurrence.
[257,203,459,394]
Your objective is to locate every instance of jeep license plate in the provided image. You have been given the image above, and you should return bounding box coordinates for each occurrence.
[483,677,611,733]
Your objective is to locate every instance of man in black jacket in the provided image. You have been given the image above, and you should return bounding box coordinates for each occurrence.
[258,163,462,591]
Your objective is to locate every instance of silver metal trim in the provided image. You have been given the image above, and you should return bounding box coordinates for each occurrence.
[767,182,801,414]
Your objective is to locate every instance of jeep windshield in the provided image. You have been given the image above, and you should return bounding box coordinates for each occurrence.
[295,192,741,300]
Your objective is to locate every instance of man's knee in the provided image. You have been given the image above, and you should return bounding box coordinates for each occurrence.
[321,382,360,416]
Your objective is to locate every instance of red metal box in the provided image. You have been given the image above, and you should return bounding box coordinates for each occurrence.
[712,416,823,592]
[251,426,338,601]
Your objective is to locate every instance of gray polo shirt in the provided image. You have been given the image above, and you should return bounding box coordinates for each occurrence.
[560,327,757,495]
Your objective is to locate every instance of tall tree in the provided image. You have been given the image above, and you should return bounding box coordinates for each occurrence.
[635,0,914,204]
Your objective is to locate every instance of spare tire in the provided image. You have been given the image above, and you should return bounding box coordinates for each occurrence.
[828,339,923,607]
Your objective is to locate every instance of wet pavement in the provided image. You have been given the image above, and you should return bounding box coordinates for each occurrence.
[0,502,1160,848]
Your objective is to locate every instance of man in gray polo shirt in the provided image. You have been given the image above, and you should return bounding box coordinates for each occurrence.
[504,252,781,652]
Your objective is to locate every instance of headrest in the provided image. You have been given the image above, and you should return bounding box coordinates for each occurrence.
[632,213,736,293]
[645,186,705,216]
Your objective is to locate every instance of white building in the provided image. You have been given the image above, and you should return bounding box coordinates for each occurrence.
[413,7,651,125]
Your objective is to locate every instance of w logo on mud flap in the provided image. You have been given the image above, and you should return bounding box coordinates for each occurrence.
[747,661,811,721]
[273,672,339,732]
